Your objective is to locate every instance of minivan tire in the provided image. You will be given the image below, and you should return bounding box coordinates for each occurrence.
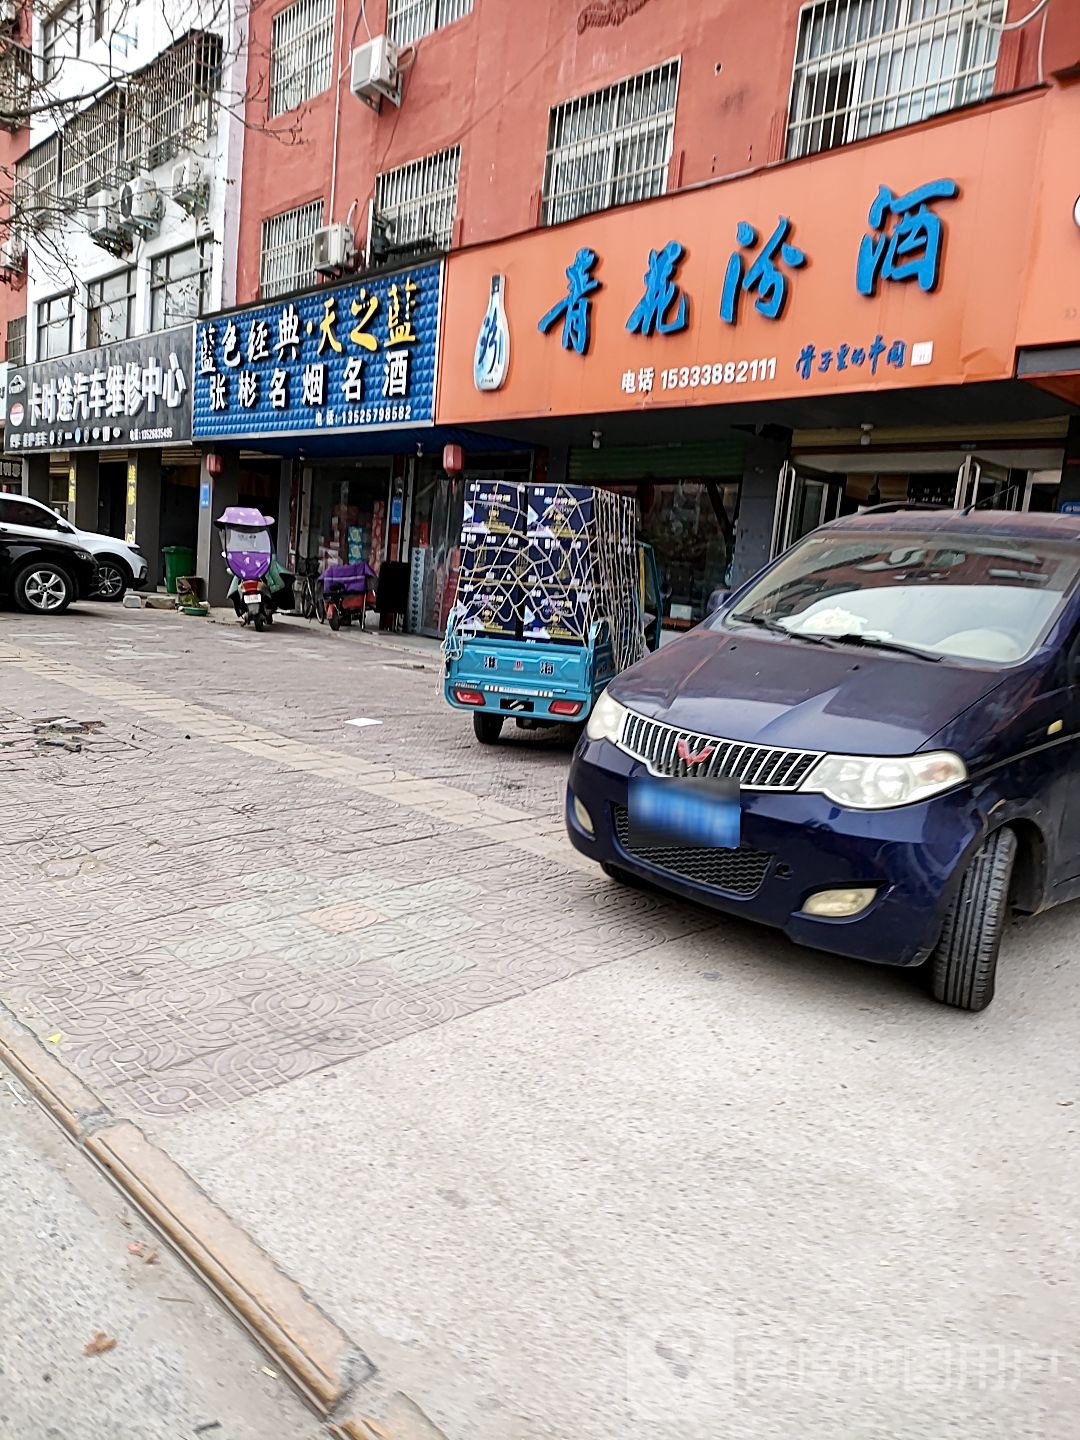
[94,559,130,602]
[473,713,503,744]
[14,561,74,615]
[931,827,1017,1012]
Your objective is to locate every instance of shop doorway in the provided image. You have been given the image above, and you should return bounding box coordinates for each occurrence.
[771,463,843,559]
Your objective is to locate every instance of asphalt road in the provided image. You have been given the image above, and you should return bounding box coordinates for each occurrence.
[1,600,1078,1439]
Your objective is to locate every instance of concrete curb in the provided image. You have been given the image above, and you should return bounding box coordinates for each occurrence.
[0,1006,371,1421]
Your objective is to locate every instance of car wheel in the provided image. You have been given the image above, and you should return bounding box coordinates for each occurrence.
[931,827,1017,1012]
[14,562,73,615]
[472,713,504,744]
[94,559,130,602]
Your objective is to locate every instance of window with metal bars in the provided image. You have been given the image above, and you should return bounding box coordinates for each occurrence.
[150,240,212,330]
[387,0,472,48]
[88,267,137,346]
[36,290,74,360]
[124,30,223,170]
[0,45,33,129]
[7,317,26,368]
[260,199,324,298]
[270,0,334,117]
[373,146,459,254]
[542,60,679,227]
[15,137,61,220]
[61,90,125,200]
[786,0,1007,159]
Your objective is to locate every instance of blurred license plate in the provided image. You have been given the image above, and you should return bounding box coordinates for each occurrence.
[628,777,740,849]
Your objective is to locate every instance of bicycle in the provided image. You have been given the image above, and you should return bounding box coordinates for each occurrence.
[294,560,326,623]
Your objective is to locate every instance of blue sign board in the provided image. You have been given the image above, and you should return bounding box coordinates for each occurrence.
[192,261,443,442]
[199,479,211,509]
[1060,502,1080,515]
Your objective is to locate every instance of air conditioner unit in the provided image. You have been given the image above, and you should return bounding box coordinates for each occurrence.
[313,222,356,277]
[350,35,402,111]
[1,232,25,272]
[119,175,163,234]
[170,156,209,215]
[88,190,131,254]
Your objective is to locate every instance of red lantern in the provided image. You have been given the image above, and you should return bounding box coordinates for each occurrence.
[443,443,465,475]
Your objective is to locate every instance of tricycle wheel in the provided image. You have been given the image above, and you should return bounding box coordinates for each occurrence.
[328,605,341,632]
[473,713,504,744]
[930,827,1017,1012]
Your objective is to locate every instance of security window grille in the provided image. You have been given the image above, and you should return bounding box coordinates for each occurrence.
[36,290,74,360]
[270,0,334,117]
[150,240,212,330]
[125,30,223,169]
[61,90,125,199]
[260,199,323,298]
[15,136,61,219]
[373,146,459,253]
[7,316,26,368]
[387,0,472,48]
[0,44,33,129]
[542,60,679,227]
[787,0,1007,159]
[88,267,136,346]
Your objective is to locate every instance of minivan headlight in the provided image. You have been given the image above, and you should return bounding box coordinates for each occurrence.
[586,688,627,744]
[801,751,967,809]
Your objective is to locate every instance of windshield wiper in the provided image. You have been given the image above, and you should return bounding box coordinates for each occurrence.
[829,633,942,662]
[730,612,836,647]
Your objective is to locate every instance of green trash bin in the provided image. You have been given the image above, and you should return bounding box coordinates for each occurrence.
[163,545,195,595]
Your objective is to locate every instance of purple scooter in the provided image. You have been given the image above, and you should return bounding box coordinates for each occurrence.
[215,507,292,632]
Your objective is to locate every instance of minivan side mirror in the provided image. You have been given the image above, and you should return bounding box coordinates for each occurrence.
[706,588,730,615]
[57,521,75,534]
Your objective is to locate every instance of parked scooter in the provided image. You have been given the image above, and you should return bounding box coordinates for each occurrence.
[216,507,295,632]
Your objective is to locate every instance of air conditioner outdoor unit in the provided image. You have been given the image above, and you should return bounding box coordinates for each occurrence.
[1,231,25,272]
[313,222,356,276]
[350,35,402,110]
[119,175,164,234]
[88,190,130,253]
[170,157,209,215]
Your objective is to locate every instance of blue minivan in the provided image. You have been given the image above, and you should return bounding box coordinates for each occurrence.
[566,509,1080,1011]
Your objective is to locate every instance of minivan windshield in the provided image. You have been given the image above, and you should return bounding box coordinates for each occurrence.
[718,529,1080,664]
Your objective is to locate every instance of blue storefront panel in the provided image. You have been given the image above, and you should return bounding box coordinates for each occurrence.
[192,261,442,443]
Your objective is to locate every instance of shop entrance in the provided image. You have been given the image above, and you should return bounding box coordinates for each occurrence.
[771,462,844,559]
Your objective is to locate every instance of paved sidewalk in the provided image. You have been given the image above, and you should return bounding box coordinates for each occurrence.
[0,1063,325,1440]
[3,603,1079,1439]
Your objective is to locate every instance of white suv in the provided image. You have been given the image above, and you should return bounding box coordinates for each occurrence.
[0,493,148,601]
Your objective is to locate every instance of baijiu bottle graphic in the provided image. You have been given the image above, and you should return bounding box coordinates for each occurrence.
[474,275,510,392]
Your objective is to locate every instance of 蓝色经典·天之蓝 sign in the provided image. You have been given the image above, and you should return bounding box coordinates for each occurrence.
[191,261,443,442]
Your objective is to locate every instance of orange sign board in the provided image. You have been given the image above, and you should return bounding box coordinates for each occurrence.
[437,94,1051,427]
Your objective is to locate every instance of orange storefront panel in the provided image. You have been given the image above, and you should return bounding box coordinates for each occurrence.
[437,95,1050,426]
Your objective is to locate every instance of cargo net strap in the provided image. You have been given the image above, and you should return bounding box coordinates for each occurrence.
[592,489,645,671]
[452,483,646,663]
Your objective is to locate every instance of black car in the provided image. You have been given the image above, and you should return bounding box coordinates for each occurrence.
[0,527,99,615]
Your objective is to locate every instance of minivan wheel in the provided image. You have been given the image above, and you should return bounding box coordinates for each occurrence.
[95,559,130,602]
[14,562,73,615]
[931,827,1017,1012]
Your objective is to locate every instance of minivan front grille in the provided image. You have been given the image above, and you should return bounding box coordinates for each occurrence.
[619,711,821,789]
[613,807,771,896]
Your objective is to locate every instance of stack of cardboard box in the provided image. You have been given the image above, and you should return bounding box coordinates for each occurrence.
[454,480,640,656]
